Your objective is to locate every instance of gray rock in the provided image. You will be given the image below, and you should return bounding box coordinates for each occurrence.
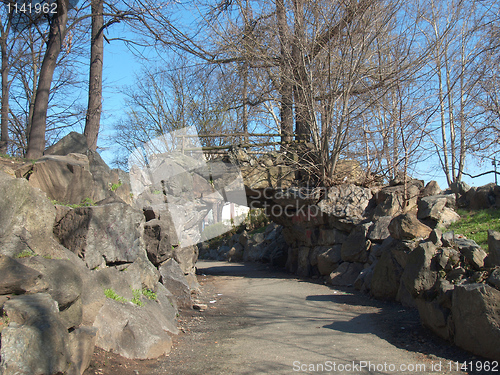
[429,228,442,246]
[401,241,438,297]
[371,249,404,300]
[468,183,497,210]
[368,216,392,242]
[438,207,461,227]
[0,294,71,375]
[328,262,364,286]
[340,223,371,263]
[0,255,47,295]
[93,298,173,359]
[158,259,192,309]
[372,182,421,218]
[442,231,455,247]
[316,246,342,276]
[317,228,348,245]
[173,245,198,275]
[26,154,95,205]
[452,283,500,360]
[416,298,451,341]
[388,213,432,241]
[18,257,82,309]
[0,173,68,259]
[123,250,160,291]
[54,203,145,269]
[142,219,177,266]
[421,180,442,197]
[296,246,311,277]
[317,184,372,231]
[488,230,500,267]
[487,268,500,290]
[67,326,98,375]
[455,238,487,270]
[417,196,448,221]
[44,131,88,155]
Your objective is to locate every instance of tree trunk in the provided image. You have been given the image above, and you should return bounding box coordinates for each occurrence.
[291,0,310,142]
[276,0,293,144]
[85,0,104,152]
[26,0,69,159]
[0,30,9,154]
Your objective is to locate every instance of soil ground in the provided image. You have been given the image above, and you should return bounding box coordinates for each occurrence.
[84,261,494,375]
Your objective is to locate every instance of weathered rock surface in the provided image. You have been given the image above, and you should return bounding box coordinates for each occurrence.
[488,230,500,267]
[67,327,98,375]
[316,246,342,276]
[328,262,364,286]
[370,249,404,300]
[158,258,192,309]
[372,181,422,218]
[340,223,371,263]
[0,171,70,259]
[0,255,47,295]
[53,203,145,269]
[317,185,372,231]
[93,298,173,359]
[388,213,432,241]
[454,238,487,270]
[401,241,438,297]
[452,283,500,360]
[0,294,71,375]
[25,154,95,205]
[367,216,392,242]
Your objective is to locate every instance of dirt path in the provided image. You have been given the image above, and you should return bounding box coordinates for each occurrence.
[85,261,490,375]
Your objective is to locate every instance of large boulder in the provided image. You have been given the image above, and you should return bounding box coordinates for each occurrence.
[340,223,371,263]
[454,238,487,270]
[44,132,133,205]
[452,283,500,360]
[23,154,95,205]
[370,248,404,300]
[0,171,72,259]
[158,259,192,309]
[388,213,432,241]
[0,255,47,295]
[488,230,500,267]
[18,257,83,329]
[372,181,422,218]
[467,183,499,210]
[316,246,342,276]
[92,298,173,360]
[317,184,372,231]
[53,203,145,269]
[367,216,392,242]
[328,262,364,286]
[0,294,71,375]
[401,241,438,297]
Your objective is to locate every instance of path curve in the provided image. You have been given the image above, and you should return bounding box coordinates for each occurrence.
[155,260,484,375]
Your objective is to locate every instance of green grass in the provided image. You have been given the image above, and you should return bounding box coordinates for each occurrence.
[104,288,128,303]
[110,180,123,192]
[447,208,500,251]
[104,287,157,307]
[51,197,95,208]
[14,249,35,258]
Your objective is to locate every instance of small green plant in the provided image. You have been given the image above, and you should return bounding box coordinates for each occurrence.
[104,288,128,303]
[110,180,123,192]
[51,197,95,208]
[15,249,35,258]
[131,289,144,306]
[152,189,162,195]
[142,288,157,300]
